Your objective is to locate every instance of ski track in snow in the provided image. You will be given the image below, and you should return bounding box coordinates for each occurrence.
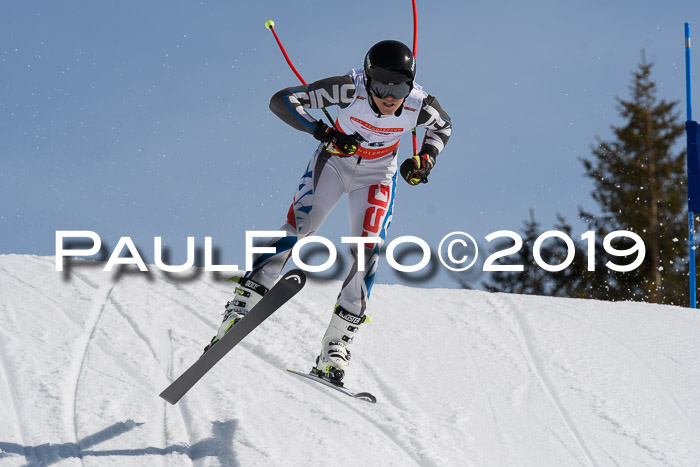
[556,303,700,434]
[462,320,513,462]
[111,281,199,467]
[67,278,114,466]
[487,293,598,467]
[108,289,178,467]
[290,367,424,466]
[0,263,70,324]
[164,331,196,467]
[108,290,162,370]
[159,283,220,463]
[357,364,439,465]
[0,302,28,455]
[66,268,182,466]
[159,280,241,466]
[549,303,697,466]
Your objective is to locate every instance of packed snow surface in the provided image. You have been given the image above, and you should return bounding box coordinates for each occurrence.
[1,254,699,466]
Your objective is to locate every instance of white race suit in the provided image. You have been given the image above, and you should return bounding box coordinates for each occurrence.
[248,68,451,316]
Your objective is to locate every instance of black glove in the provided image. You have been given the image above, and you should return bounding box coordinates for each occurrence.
[400,154,435,185]
[313,122,361,156]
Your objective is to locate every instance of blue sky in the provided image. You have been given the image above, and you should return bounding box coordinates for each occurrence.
[1,0,697,288]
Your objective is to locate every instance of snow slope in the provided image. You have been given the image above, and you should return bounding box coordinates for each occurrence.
[1,254,699,466]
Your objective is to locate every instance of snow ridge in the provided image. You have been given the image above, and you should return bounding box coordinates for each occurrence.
[1,254,699,466]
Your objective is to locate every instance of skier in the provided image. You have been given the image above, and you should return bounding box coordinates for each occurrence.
[205,39,452,385]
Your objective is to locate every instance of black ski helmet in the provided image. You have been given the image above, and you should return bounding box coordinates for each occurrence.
[364,40,415,91]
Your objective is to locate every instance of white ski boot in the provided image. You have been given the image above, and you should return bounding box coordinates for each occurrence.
[313,305,368,386]
[203,276,268,353]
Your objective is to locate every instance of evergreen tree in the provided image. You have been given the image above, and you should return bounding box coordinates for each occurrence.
[487,53,688,304]
[579,52,686,304]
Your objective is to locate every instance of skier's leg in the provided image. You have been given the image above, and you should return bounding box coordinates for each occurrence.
[206,147,344,352]
[247,147,344,289]
[314,171,398,380]
[337,174,397,315]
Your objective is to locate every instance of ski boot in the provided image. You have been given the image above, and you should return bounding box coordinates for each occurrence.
[313,305,368,387]
[203,276,268,353]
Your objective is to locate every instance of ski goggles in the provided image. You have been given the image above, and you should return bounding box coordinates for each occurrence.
[369,80,412,99]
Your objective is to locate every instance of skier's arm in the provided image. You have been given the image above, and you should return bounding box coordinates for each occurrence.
[269,75,356,134]
[416,95,452,160]
[399,95,452,185]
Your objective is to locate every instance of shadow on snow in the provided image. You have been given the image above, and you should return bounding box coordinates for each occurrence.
[0,419,239,466]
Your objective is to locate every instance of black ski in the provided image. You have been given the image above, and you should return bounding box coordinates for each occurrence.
[287,368,377,404]
[160,269,306,405]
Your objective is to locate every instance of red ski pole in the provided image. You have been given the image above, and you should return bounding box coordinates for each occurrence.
[265,20,335,128]
[411,0,418,156]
